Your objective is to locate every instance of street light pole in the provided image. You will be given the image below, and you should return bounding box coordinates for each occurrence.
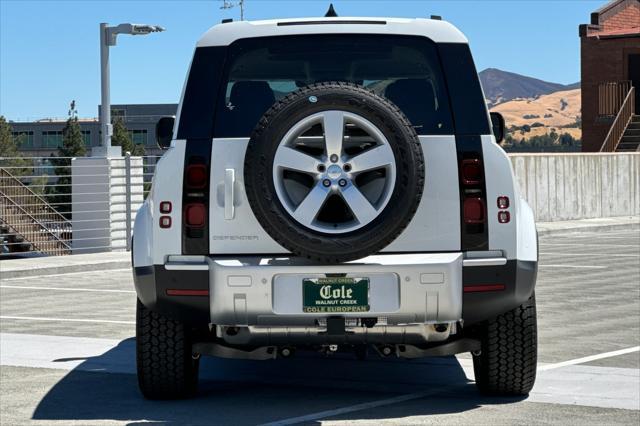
[95,22,164,157]
[99,23,112,156]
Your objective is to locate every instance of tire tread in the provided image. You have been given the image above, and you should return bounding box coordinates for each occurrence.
[473,295,538,396]
[136,300,199,399]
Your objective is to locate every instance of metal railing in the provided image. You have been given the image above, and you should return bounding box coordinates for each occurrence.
[600,86,636,152]
[598,81,632,118]
[0,168,72,256]
[0,154,159,258]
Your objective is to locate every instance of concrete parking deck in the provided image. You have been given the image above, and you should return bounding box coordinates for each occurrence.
[0,226,639,425]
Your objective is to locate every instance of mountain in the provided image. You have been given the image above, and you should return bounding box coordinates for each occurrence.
[479,68,579,107]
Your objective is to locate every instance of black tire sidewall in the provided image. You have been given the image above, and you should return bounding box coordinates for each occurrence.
[244,82,424,263]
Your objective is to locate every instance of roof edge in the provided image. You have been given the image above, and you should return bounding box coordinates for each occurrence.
[196,17,469,47]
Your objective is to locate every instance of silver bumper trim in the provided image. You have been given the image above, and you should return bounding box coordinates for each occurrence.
[462,257,507,267]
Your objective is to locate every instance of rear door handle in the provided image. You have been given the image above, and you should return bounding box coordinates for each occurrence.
[224,168,235,220]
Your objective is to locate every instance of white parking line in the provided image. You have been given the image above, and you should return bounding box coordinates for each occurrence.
[0,268,131,282]
[540,252,639,258]
[539,264,608,269]
[540,243,640,248]
[0,316,134,325]
[553,235,640,240]
[539,346,640,371]
[259,389,453,426]
[0,285,135,294]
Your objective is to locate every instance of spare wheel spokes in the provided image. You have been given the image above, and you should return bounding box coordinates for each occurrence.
[322,110,345,160]
[292,182,331,228]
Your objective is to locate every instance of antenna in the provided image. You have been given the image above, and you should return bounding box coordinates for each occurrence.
[325,3,338,17]
[68,100,77,119]
[220,0,245,21]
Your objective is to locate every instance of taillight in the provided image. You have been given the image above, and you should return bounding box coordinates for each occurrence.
[464,197,485,224]
[185,203,206,228]
[458,152,487,249]
[461,159,483,185]
[182,148,211,254]
[186,164,207,188]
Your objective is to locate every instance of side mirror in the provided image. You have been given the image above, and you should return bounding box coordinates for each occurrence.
[490,112,505,144]
[156,116,175,149]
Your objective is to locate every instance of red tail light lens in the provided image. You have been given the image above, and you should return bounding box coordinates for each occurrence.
[464,197,485,224]
[186,164,207,188]
[185,203,206,227]
[461,159,483,185]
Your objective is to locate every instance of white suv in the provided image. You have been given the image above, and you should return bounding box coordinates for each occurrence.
[132,15,538,399]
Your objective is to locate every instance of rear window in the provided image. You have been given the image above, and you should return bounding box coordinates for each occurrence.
[213,34,454,137]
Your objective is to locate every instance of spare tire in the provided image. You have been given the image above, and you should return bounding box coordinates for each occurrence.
[244,82,424,263]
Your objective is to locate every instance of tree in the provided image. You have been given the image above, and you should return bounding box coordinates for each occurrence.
[48,101,87,217]
[0,115,30,176]
[112,117,145,156]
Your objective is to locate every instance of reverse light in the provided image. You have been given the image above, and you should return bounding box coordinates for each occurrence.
[185,203,206,227]
[498,210,511,223]
[464,197,485,224]
[186,164,207,188]
[159,201,172,213]
[497,196,510,209]
[159,216,172,228]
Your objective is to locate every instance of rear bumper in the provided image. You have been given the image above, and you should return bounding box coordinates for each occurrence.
[133,253,537,336]
[462,259,537,325]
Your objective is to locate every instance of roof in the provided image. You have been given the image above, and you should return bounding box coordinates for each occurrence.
[593,0,637,17]
[196,17,468,47]
[581,0,640,38]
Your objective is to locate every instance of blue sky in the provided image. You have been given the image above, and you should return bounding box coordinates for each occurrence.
[1,0,601,120]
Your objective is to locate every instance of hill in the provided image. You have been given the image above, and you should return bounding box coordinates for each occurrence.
[490,88,581,142]
[480,68,579,107]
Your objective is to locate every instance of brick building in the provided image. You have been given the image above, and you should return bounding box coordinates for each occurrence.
[579,0,640,152]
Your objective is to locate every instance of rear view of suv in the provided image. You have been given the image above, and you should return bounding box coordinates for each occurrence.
[132,15,538,399]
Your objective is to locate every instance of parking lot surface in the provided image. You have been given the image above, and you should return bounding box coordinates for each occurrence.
[1,227,639,425]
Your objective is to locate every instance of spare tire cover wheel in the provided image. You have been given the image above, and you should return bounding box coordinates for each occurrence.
[244,82,425,263]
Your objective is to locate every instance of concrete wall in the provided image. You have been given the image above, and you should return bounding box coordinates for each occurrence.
[509,153,640,222]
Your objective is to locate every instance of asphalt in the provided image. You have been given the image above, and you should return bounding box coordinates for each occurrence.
[0,226,639,425]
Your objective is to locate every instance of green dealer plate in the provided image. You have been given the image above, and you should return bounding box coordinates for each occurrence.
[302,277,370,313]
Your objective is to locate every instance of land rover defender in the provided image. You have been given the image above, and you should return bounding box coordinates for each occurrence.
[132,15,538,399]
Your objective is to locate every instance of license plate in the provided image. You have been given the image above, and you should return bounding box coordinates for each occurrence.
[302,277,370,313]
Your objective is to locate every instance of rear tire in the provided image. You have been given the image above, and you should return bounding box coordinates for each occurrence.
[472,294,538,396]
[136,299,199,399]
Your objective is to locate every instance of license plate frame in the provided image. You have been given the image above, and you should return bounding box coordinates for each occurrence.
[302,276,370,313]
